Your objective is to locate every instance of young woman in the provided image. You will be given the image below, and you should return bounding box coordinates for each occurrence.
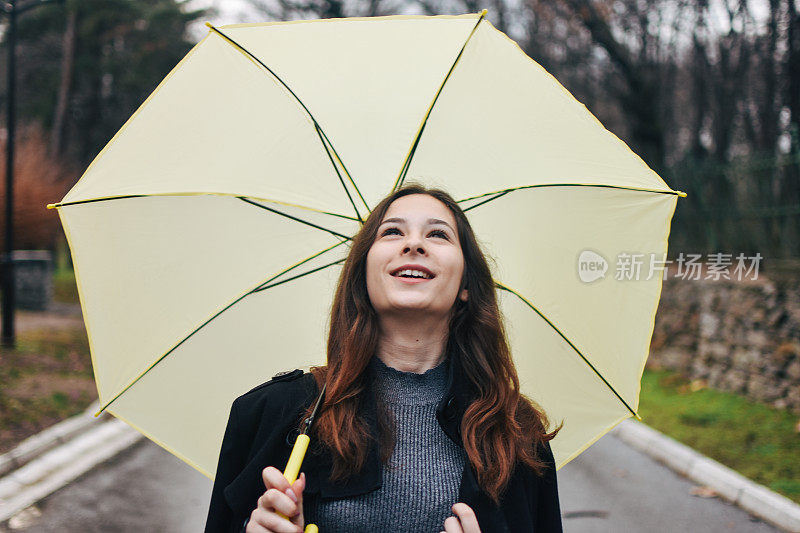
[205,184,562,533]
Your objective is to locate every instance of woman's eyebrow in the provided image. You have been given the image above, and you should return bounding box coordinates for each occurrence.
[379,217,455,232]
[428,219,455,232]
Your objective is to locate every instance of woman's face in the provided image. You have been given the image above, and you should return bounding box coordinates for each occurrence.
[366,194,468,320]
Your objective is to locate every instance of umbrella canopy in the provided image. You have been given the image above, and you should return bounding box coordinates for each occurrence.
[50,12,684,479]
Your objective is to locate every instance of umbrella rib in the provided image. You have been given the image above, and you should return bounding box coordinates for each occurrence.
[49,194,148,208]
[205,23,370,220]
[93,239,350,416]
[494,280,638,418]
[312,122,364,223]
[392,10,488,193]
[458,183,687,211]
[461,190,510,212]
[238,197,352,240]
[254,256,346,292]
[46,192,360,221]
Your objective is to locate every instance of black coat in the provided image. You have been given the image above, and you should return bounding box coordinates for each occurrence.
[204,357,563,533]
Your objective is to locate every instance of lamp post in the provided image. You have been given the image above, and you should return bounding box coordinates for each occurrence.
[1,0,63,349]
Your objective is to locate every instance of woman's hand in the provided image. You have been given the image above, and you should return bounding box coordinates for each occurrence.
[441,502,482,533]
[246,466,305,533]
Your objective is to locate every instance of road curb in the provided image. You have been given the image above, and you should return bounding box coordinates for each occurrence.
[0,406,142,523]
[611,419,800,533]
[0,402,104,478]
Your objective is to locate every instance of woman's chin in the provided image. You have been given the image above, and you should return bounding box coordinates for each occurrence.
[384,299,452,316]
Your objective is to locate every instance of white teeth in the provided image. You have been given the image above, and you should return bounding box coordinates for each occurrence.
[394,269,432,279]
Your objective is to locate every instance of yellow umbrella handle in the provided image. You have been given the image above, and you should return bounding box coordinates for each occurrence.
[283,434,309,483]
[278,434,318,533]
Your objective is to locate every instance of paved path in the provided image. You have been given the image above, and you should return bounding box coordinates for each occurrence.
[1,430,781,532]
[558,431,779,532]
[1,439,210,533]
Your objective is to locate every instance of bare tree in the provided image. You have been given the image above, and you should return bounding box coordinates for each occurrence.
[249,0,405,20]
[50,10,77,156]
[788,0,800,153]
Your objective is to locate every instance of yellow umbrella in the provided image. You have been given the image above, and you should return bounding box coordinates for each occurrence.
[48,11,684,481]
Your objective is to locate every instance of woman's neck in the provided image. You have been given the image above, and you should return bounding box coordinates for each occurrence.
[375,314,449,373]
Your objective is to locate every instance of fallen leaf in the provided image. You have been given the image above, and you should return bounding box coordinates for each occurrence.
[689,486,718,498]
[612,467,629,478]
[8,505,41,529]
[689,379,708,392]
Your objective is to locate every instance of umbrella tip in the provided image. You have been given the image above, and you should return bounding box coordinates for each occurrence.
[677,190,687,198]
[480,8,488,16]
[205,21,214,29]
[46,203,57,210]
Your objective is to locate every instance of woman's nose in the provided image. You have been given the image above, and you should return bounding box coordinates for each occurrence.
[403,245,426,254]
[402,233,426,255]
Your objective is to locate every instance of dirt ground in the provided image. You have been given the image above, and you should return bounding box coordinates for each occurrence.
[0,304,96,456]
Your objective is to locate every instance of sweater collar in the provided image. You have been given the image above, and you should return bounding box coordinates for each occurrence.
[304,347,498,513]
[368,354,449,405]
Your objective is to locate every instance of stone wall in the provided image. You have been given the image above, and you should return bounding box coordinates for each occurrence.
[648,261,800,413]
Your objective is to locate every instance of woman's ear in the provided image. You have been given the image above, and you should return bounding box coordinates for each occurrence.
[459,288,468,302]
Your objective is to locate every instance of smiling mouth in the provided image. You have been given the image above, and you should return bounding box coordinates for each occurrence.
[390,269,435,280]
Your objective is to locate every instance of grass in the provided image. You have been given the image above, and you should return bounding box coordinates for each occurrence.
[0,325,97,455]
[639,368,800,504]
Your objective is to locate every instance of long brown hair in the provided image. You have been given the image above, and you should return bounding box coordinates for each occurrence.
[300,184,560,504]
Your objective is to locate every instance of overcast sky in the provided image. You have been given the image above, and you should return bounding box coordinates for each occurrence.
[186,0,257,39]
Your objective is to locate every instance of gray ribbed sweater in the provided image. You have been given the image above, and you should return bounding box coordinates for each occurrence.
[303,356,465,532]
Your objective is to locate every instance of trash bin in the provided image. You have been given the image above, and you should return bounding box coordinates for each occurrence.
[12,250,54,311]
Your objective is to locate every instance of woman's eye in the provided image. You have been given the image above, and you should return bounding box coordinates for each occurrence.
[380,227,448,239]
